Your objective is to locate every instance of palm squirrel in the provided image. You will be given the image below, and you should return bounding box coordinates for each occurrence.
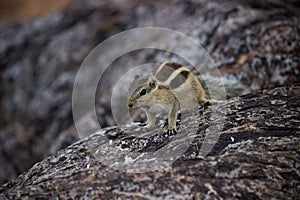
[127,61,244,134]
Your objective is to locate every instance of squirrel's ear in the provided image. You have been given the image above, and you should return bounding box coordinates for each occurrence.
[149,79,156,88]
[149,75,157,88]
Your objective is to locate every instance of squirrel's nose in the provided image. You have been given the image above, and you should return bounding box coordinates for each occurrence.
[128,103,133,108]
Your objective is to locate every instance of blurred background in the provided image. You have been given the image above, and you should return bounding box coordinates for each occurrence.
[0,0,72,28]
[0,0,299,185]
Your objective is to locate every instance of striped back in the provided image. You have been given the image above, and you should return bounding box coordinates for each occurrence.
[154,62,190,90]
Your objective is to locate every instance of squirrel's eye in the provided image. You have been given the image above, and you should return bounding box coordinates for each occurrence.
[140,89,146,96]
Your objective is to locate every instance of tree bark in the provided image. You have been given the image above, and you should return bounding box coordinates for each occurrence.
[1,86,299,199]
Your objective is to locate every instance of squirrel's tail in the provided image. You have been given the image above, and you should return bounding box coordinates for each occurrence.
[199,75,246,100]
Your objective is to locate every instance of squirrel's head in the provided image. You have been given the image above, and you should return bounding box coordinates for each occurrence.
[128,74,157,108]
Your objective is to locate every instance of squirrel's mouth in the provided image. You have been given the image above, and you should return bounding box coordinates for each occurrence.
[128,100,144,108]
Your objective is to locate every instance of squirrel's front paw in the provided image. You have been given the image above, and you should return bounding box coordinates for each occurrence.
[165,128,177,136]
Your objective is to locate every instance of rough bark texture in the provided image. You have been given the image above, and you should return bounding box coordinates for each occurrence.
[0,86,299,199]
[0,0,299,198]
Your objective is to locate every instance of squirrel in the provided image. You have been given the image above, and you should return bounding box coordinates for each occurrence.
[127,61,244,134]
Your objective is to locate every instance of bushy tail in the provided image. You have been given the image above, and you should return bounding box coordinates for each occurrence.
[199,75,245,100]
